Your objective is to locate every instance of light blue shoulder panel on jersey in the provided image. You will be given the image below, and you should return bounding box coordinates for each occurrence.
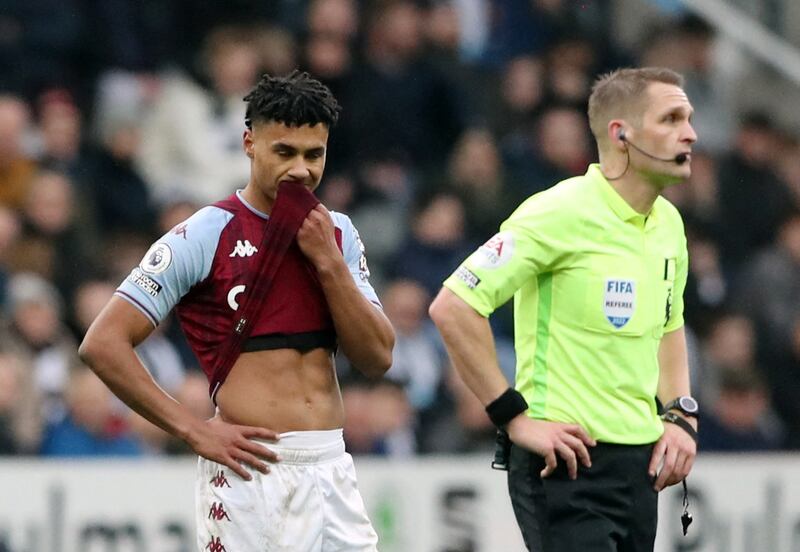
[331,211,382,308]
[115,206,234,326]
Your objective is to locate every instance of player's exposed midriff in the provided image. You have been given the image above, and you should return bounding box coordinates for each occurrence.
[215,347,344,433]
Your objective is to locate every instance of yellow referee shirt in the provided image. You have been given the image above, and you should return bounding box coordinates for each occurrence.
[443,164,688,444]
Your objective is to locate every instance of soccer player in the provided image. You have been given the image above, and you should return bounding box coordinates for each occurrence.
[429,67,699,551]
[79,71,395,551]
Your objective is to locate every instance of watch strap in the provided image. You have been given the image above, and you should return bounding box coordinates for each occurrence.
[661,411,698,443]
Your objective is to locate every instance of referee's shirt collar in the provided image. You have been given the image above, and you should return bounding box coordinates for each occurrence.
[587,164,652,230]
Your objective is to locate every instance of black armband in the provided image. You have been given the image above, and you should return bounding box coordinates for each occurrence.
[661,411,698,443]
[486,388,528,428]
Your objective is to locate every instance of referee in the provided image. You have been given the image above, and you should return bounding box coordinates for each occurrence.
[430,67,699,552]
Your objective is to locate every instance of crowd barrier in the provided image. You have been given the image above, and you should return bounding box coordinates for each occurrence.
[0,454,797,551]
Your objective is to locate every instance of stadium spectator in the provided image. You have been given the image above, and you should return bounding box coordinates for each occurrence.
[388,191,474,297]
[342,378,414,456]
[699,368,783,451]
[503,104,594,197]
[768,318,800,448]
[0,352,43,454]
[85,95,157,237]
[382,279,445,413]
[40,366,143,456]
[9,170,96,301]
[0,273,81,426]
[444,128,519,243]
[695,312,757,406]
[489,55,546,143]
[0,206,22,310]
[34,89,88,181]
[307,0,359,40]
[137,25,260,205]
[419,362,497,454]
[736,212,800,355]
[347,0,466,170]
[0,95,37,210]
[716,112,794,273]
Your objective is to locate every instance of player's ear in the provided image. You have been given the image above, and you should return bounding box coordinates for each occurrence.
[243,129,255,159]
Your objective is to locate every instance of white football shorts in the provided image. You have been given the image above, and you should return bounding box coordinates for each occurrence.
[196,428,379,551]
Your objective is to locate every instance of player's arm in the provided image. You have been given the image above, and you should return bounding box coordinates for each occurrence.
[429,288,595,479]
[649,326,697,491]
[297,205,394,377]
[79,297,280,480]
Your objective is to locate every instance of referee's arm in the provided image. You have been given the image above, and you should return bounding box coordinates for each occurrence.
[649,327,698,491]
[430,288,595,479]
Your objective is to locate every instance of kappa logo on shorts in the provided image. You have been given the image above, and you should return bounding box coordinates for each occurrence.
[208,502,231,521]
[210,470,231,488]
[205,536,227,552]
[604,279,636,329]
[474,231,514,269]
[140,243,172,274]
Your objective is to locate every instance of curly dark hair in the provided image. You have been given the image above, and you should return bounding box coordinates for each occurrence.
[243,70,341,129]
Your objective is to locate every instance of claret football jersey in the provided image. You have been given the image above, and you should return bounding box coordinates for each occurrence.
[116,190,381,392]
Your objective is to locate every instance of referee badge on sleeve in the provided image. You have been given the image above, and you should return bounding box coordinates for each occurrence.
[604,279,635,329]
[474,231,514,269]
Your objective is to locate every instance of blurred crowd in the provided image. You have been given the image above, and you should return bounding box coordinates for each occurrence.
[0,0,798,459]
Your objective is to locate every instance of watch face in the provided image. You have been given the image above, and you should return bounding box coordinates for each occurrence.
[679,396,699,414]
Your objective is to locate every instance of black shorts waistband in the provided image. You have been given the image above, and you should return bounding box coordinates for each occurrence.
[243,330,337,353]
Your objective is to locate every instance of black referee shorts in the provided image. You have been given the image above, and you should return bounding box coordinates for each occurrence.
[508,442,658,552]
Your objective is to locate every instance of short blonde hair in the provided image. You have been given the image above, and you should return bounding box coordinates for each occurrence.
[587,67,684,146]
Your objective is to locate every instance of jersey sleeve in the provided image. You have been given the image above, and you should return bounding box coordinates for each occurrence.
[332,211,382,308]
[443,193,572,317]
[115,206,233,326]
[664,225,688,333]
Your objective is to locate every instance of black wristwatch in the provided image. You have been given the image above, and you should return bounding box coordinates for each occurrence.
[663,396,699,418]
[661,411,698,443]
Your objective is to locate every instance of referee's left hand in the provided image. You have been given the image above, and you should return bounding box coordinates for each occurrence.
[649,419,697,492]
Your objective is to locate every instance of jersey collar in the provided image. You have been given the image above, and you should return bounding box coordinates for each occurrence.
[235,189,270,220]
[588,164,651,229]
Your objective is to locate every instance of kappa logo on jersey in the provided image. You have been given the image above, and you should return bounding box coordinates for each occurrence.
[229,240,258,258]
[128,268,162,297]
[209,470,231,488]
[140,243,172,274]
[172,223,188,239]
[208,502,231,521]
[474,231,514,269]
[604,279,636,329]
[205,536,227,552]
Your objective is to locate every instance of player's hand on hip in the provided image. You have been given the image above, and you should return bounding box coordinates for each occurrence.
[297,204,339,268]
[188,416,281,481]
[507,415,596,480]
[649,420,697,491]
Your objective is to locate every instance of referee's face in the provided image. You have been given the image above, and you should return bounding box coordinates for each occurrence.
[635,82,697,186]
[243,121,329,212]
